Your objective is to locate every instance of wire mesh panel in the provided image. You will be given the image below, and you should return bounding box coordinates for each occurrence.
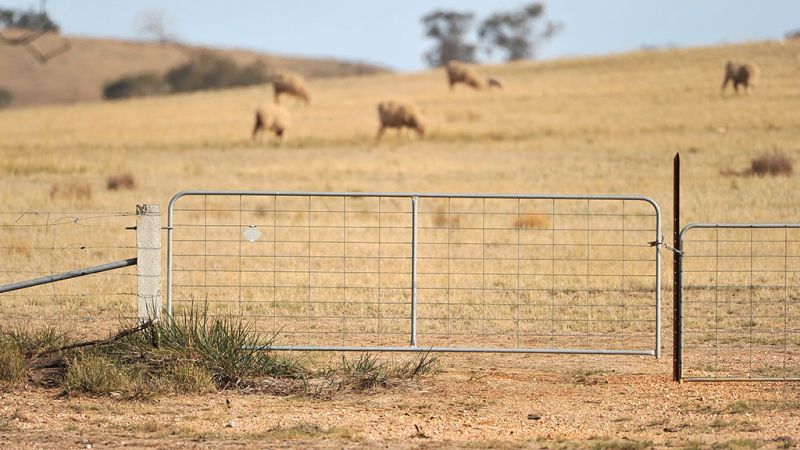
[679,224,800,381]
[0,211,138,336]
[168,191,661,355]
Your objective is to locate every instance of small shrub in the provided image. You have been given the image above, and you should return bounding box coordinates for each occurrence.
[103,72,169,100]
[744,151,794,177]
[0,341,27,386]
[50,181,92,201]
[333,352,437,392]
[0,88,12,109]
[106,173,136,191]
[515,214,549,229]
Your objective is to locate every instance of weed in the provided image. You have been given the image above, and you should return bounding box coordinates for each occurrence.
[590,439,653,450]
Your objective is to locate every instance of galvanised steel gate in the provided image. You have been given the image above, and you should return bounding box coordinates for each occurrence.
[677,224,800,381]
[167,191,662,356]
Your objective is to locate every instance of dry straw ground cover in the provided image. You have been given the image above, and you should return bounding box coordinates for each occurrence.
[1,40,800,447]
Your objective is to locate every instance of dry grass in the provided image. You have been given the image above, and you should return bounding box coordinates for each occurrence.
[49,180,92,201]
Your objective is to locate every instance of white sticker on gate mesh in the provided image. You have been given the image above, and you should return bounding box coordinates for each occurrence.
[243,225,262,242]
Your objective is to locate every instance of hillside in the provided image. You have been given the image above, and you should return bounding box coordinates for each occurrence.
[0,33,388,107]
[0,40,798,229]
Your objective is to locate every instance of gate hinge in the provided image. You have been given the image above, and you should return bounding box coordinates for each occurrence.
[649,237,683,255]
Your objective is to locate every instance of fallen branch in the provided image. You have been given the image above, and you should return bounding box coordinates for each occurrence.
[32,320,155,358]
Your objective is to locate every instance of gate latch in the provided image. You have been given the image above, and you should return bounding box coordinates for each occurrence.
[649,237,682,255]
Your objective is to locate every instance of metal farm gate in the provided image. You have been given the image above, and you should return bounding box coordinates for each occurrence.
[167,191,662,356]
[676,224,800,381]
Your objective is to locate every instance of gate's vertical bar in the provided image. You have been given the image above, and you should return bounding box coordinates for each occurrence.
[137,204,161,323]
[673,153,682,381]
[410,195,419,347]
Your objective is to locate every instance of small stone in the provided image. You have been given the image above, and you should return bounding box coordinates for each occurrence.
[109,392,121,399]
[225,420,236,428]
[85,445,93,450]
[527,413,541,420]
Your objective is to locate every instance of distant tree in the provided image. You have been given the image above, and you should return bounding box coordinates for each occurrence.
[0,7,59,32]
[0,5,68,64]
[786,29,800,40]
[136,9,177,44]
[0,87,13,109]
[421,9,477,67]
[477,3,562,61]
[165,51,269,92]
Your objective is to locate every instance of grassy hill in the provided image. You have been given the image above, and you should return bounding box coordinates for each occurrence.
[0,33,387,108]
[0,40,798,227]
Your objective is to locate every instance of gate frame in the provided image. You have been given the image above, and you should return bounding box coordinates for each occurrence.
[167,190,662,356]
[675,223,800,382]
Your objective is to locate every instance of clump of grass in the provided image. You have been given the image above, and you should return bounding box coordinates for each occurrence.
[106,173,136,191]
[590,439,653,450]
[743,151,794,177]
[64,354,137,397]
[327,352,437,392]
[49,180,92,201]
[2,325,74,357]
[0,340,27,386]
[166,361,216,394]
[127,308,304,388]
[515,214,549,229]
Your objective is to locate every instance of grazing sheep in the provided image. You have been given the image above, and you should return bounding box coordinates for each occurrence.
[376,100,425,140]
[487,76,504,89]
[272,71,311,105]
[252,106,290,140]
[446,61,484,91]
[721,61,759,94]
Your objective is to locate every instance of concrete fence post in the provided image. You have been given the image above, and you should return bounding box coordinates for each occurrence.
[137,204,161,323]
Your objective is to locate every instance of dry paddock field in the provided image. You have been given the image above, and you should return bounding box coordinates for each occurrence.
[1,40,800,448]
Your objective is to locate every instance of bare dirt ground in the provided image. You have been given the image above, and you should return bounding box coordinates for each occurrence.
[2,353,798,449]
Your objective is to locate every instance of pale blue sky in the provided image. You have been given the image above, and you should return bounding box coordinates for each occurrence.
[4,1,799,70]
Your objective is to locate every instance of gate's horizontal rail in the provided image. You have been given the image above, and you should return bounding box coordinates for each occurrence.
[0,257,137,294]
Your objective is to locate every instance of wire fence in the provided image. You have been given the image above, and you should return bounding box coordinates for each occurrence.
[0,210,138,336]
[168,192,662,354]
[679,224,800,380]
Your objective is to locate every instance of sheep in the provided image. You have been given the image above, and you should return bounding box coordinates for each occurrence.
[376,100,425,140]
[252,105,290,140]
[487,76,504,89]
[445,60,484,91]
[721,61,759,94]
[272,71,311,105]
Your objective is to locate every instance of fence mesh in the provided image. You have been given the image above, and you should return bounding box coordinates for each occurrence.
[169,193,661,354]
[680,225,800,380]
[0,211,138,336]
